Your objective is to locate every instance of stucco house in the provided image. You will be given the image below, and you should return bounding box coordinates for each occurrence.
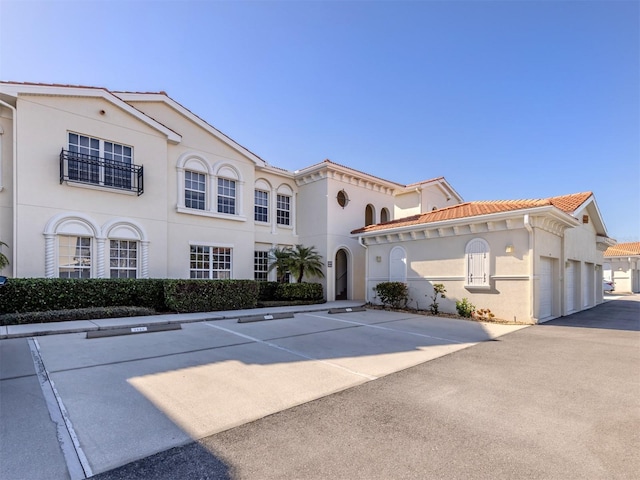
[603,242,640,293]
[0,81,616,323]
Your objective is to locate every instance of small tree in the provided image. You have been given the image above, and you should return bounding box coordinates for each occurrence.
[428,283,446,315]
[0,241,9,271]
[268,247,293,283]
[286,244,325,283]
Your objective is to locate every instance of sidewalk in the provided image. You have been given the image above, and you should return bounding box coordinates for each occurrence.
[0,300,366,339]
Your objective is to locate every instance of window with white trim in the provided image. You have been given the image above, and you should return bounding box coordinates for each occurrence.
[277,194,290,225]
[68,133,133,188]
[110,240,138,278]
[255,190,269,222]
[465,238,490,287]
[254,251,269,281]
[217,178,236,214]
[190,246,232,279]
[58,235,91,278]
[185,171,206,210]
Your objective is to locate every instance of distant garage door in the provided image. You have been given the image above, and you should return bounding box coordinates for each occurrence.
[539,257,553,320]
[565,260,577,313]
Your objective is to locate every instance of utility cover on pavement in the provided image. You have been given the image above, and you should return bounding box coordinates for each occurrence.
[86,323,182,339]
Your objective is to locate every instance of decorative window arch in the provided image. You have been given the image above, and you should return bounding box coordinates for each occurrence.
[365,204,375,226]
[254,178,272,223]
[389,246,407,283]
[465,238,490,288]
[276,183,294,228]
[380,207,390,223]
[44,213,100,278]
[214,164,241,215]
[176,154,246,220]
[103,219,149,278]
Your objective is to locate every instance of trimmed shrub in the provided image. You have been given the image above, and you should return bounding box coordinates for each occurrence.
[0,278,166,314]
[0,306,155,326]
[274,283,323,301]
[456,298,475,318]
[163,279,259,313]
[373,282,408,309]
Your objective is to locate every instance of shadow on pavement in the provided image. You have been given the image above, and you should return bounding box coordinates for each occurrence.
[542,295,640,331]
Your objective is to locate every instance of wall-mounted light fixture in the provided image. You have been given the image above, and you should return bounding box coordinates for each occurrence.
[565,261,571,268]
[375,256,382,263]
[505,244,514,254]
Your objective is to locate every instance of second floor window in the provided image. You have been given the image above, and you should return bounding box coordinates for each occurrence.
[217,178,236,215]
[255,190,269,222]
[67,133,133,189]
[277,194,290,225]
[185,171,206,210]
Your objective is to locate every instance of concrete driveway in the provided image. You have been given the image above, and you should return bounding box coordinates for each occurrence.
[0,308,524,479]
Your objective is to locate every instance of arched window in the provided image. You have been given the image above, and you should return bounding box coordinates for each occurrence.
[44,213,100,278]
[254,178,272,223]
[465,238,490,288]
[215,165,240,215]
[177,154,210,211]
[365,204,375,226]
[389,246,407,283]
[103,220,149,278]
[380,208,390,223]
[276,184,294,227]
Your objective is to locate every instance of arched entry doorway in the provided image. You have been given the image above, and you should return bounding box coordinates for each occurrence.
[335,249,349,300]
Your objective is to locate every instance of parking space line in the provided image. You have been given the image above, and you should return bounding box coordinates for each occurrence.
[304,314,465,344]
[28,338,92,480]
[204,322,378,380]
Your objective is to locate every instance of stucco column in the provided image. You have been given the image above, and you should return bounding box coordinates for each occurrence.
[141,240,149,278]
[44,233,56,278]
[96,237,106,278]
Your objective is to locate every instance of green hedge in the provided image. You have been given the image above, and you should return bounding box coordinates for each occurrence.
[0,306,156,326]
[163,279,259,313]
[0,278,325,321]
[0,278,165,314]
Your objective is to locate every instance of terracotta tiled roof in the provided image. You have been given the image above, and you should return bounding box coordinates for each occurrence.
[604,242,640,257]
[351,192,592,234]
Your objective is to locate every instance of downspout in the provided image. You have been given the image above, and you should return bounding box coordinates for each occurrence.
[0,98,17,276]
[524,214,534,322]
[358,235,369,303]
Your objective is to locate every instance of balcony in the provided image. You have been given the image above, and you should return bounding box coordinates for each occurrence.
[60,149,144,195]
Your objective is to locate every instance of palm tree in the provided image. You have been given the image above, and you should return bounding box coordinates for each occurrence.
[286,244,325,283]
[267,247,293,283]
[0,241,9,271]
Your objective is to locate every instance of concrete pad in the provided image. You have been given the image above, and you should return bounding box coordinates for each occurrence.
[47,341,368,474]
[0,343,71,480]
[6,319,98,337]
[36,322,250,372]
[0,337,38,379]
[210,315,354,341]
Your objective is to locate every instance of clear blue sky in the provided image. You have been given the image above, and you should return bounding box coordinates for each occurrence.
[1,0,638,241]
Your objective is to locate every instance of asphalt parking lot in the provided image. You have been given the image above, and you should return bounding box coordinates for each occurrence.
[0,306,525,479]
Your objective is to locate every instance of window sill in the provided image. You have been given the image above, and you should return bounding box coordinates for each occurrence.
[65,181,137,196]
[464,284,491,290]
[177,206,246,222]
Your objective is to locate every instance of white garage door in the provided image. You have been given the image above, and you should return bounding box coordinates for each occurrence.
[539,257,553,319]
[565,260,576,313]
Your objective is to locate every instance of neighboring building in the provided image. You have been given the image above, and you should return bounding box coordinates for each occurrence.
[352,193,615,323]
[604,242,640,293]
[0,81,617,322]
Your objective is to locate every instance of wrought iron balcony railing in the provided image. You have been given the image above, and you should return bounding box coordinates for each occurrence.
[60,149,144,195]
